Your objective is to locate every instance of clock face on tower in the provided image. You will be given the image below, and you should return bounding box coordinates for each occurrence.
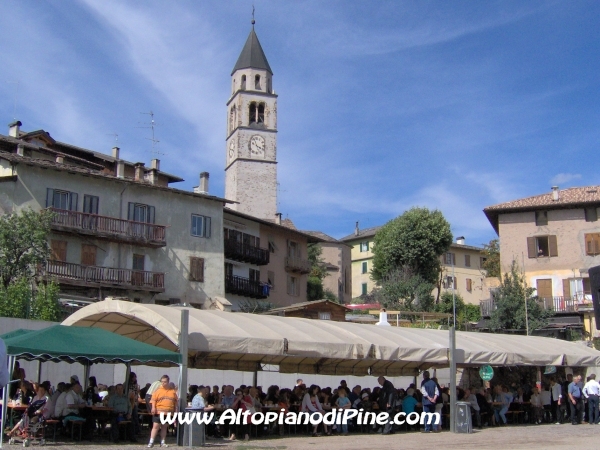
[249,135,265,158]
[228,140,236,160]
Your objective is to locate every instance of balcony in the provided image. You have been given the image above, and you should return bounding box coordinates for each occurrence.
[480,296,593,317]
[285,256,312,274]
[44,260,165,292]
[48,208,166,248]
[225,274,269,299]
[224,238,270,266]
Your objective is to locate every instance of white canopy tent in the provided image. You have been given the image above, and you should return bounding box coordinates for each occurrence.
[61,300,600,376]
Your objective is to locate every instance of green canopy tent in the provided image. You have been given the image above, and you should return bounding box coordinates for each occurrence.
[0,325,181,448]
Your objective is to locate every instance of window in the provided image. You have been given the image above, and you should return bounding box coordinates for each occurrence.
[480,256,487,268]
[46,188,77,211]
[585,208,598,222]
[189,257,204,282]
[536,279,552,300]
[535,210,548,226]
[360,241,369,252]
[318,312,331,320]
[361,261,368,274]
[248,102,265,125]
[225,262,233,278]
[443,276,457,289]
[361,283,368,296]
[267,270,275,289]
[191,214,211,238]
[288,240,299,258]
[249,268,260,282]
[464,254,471,267]
[585,233,600,256]
[81,244,96,266]
[241,75,246,90]
[564,278,592,300]
[50,240,67,262]
[83,195,99,214]
[133,254,145,271]
[444,252,456,265]
[128,202,155,223]
[268,241,276,253]
[527,235,558,258]
[287,275,300,296]
[466,278,472,292]
[255,74,261,90]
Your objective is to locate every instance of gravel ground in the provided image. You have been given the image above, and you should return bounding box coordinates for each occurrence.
[4,423,599,450]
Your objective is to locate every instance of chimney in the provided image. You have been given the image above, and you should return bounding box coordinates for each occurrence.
[456,236,465,245]
[8,120,21,138]
[151,158,160,170]
[134,163,145,181]
[55,154,64,164]
[199,172,209,194]
[376,308,391,327]
[16,144,24,156]
[275,212,282,225]
[355,221,359,236]
[552,186,560,201]
[112,146,120,160]
[116,160,125,179]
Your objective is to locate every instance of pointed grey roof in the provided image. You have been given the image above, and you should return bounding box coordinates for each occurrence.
[231,28,273,75]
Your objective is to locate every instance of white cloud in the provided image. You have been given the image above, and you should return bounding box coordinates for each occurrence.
[550,173,582,186]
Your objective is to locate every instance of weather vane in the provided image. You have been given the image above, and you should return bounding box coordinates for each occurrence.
[252,5,255,25]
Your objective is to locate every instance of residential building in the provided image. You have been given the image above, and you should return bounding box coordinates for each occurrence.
[483,185,599,336]
[340,223,489,305]
[303,231,352,304]
[0,123,230,309]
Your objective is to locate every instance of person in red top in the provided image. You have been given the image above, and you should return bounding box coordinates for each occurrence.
[147,375,178,448]
[229,388,252,441]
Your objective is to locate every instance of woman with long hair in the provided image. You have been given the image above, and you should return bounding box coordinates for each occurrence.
[301,385,329,436]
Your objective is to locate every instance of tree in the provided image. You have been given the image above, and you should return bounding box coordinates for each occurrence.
[306,244,329,301]
[488,260,551,333]
[0,209,53,287]
[373,267,435,312]
[371,207,453,285]
[482,239,500,278]
[0,277,61,321]
[434,291,481,330]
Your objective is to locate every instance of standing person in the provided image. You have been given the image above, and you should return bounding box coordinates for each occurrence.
[148,375,178,448]
[582,373,600,425]
[128,372,141,435]
[549,377,563,424]
[378,376,397,435]
[568,374,584,425]
[420,371,439,433]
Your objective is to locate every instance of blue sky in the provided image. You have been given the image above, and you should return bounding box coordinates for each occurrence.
[1,0,598,246]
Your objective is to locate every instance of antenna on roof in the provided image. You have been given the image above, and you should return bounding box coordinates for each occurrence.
[7,80,20,120]
[136,111,164,157]
[251,5,255,26]
[106,133,119,144]
[276,181,286,211]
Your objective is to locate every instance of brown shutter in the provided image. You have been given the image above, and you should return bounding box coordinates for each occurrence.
[548,235,558,257]
[51,240,67,262]
[563,279,571,299]
[198,258,204,282]
[527,237,536,258]
[466,278,472,292]
[189,257,197,281]
[454,277,457,288]
[81,244,96,266]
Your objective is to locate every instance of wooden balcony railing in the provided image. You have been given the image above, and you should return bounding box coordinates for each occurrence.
[224,238,270,266]
[480,296,592,317]
[48,208,166,247]
[285,256,312,274]
[225,274,269,299]
[44,260,165,292]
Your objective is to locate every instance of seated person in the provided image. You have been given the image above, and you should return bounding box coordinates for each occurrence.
[463,388,481,428]
[107,384,136,443]
[54,383,72,419]
[7,383,49,437]
[402,389,418,415]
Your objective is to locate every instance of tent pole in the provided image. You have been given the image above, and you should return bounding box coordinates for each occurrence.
[124,363,131,397]
[84,362,90,391]
[177,309,189,447]
[449,326,457,433]
[37,360,42,384]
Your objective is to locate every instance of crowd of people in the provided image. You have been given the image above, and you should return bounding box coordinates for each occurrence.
[5,362,600,447]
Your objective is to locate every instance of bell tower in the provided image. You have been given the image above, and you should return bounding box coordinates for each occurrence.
[225,22,278,220]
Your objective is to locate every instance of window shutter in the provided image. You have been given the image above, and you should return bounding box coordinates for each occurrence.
[295,279,300,297]
[527,237,536,258]
[189,257,197,281]
[128,202,135,221]
[563,279,571,298]
[454,277,457,288]
[46,188,54,208]
[286,275,292,295]
[68,192,78,211]
[204,217,211,238]
[198,258,204,282]
[548,235,558,257]
[466,278,472,292]
[148,206,155,224]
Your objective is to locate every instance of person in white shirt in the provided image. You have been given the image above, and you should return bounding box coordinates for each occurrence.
[463,388,481,428]
[54,384,71,418]
[582,373,600,425]
[63,383,85,418]
[530,387,544,424]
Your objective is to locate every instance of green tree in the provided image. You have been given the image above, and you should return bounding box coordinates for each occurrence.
[373,267,435,312]
[306,244,329,301]
[30,281,61,321]
[0,209,53,287]
[307,276,324,301]
[0,277,61,321]
[323,289,338,303]
[434,291,481,330]
[371,207,453,285]
[482,239,500,278]
[488,260,551,334]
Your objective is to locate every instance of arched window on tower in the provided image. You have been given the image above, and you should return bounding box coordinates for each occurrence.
[267,78,271,94]
[249,102,257,125]
[241,75,246,90]
[248,102,265,125]
[255,75,261,90]
[229,106,237,133]
[257,103,265,124]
